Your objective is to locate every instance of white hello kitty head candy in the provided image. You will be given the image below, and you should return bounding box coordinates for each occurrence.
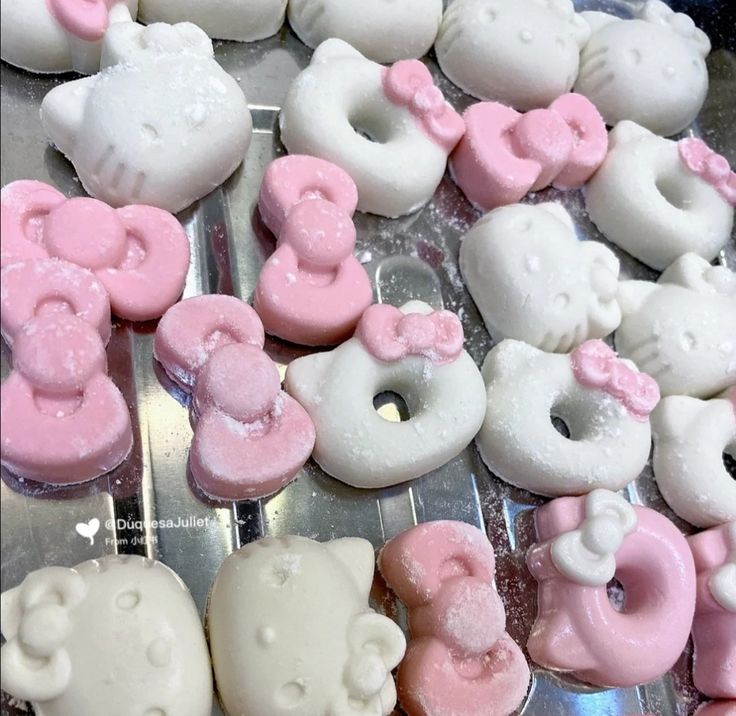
[575,0,711,136]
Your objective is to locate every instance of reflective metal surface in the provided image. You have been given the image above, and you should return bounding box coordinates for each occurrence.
[1,1,734,714]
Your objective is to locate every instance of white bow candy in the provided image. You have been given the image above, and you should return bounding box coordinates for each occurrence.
[551,489,638,587]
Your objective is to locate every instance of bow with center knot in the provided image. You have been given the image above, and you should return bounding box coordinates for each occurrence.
[678,138,736,206]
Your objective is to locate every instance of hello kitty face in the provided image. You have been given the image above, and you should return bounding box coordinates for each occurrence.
[575,1,710,136]
[615,253,736,399]
[460,203,621,352]
[40,22,252,214]
[0,555,212,716]
[208,536,406,716]
[0,0,137,74]
[436,0,590,109]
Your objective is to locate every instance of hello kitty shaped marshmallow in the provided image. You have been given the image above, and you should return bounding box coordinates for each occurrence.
[0,555,212,716]
[451,94,608,211]
[1,180,190,321]
[254,156,372,346]
[575,1,711,137]
[288,0,442,63]
[527,489,697,687]
[689,522,736,699]
[652,390,736,528]
[280,39,464,218]
[1,314,132,484]
[378,521,531,716]
[435,0,590,110]
[585,122,735,271]
[460,203,621,353]
[208,535,406,716]
[285,300,487,489]
[41,21,252,214]
[477,340,658,497]
[0,0,137,74]
[138,0,286,42]
[154,295,315,500]
[615,253,736,399]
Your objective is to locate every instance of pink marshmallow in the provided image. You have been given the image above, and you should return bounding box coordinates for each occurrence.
[47,0,110,41]
[1,180,190,321]
[0,314,132,484]
[378,521,530,716]
[254,156,372,346]
[450,93,608,211]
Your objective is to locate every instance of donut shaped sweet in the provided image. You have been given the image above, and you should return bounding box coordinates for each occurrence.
[459,203,621,352]
[451,94,608,211]
[288,0,442,63]
[477,339,658,497]
[0,314,132,484]
[255,156,372,346]
[527,489,697,687]
[41,21,252,214]
[575,1,710,136]
[285,300,486,489]
[652,390,736,528]
[1,259,111,348]
[138,0,286,42]
[0,555,212,716]
[154,294,265,388]
[208,535,406,716]
[378,521,530,716]
[689,523,736,699]
[280,39,464,218]
[585,122,735,270]
[1,180,190,321]
[0,0,136,74]
[435,0,589,110]
[615,253,736,399]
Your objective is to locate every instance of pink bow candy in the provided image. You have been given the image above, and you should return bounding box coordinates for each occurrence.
[450,94,608,212]
[356,304,464,365]
[46,0,111,41]
[679,138,736,206]
[570,340,660,421]
[383,60,465,153]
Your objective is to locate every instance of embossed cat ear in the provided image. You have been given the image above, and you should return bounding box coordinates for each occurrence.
[660,252,736,296]
[579,10,620,35]
[639,0,711,57]
[538,201,575,231]
[481,339,541,384]
[311,38,366,66]
[325,538,376,597]
[607,120,653,149]
[616,280,660,317]
[40,76,96,158]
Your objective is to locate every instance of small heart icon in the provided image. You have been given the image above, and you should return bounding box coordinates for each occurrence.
[75,518,100,546]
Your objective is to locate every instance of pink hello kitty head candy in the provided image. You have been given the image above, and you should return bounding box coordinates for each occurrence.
[254,155,372,346]
[379,521,530,716]
[450,93,608,211]
[0,314,132,484]
[1,180,190,322]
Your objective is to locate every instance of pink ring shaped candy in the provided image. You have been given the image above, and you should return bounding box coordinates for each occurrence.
[0,314,132,484]
[450,93,608,212]
[1,180,190,322]
[689,522,736,699]
[46,0,110,41]
[1,258,111,348]
[379,521,530,716]
[190,343,316,500]
[254,156,372,346]
[526,489,696,688]
[153,295,265,389]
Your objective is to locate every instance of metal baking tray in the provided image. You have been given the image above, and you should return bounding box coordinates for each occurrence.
[1,0,734,713]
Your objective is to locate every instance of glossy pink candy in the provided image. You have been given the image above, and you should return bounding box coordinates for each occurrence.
[0,314,132,483]
[570,339,660,421]
[450,94,608,211]
[689,523,736,699]
[526,494,696,687]
[378,521,530,716]
[46,0,111,41]
[679,138,736,206]
[356,303,464,365]
[190,343,315,500]
[1,258,111,348]
[1,180,190,321]
[254,156,372,346]
[383,61,465,153]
